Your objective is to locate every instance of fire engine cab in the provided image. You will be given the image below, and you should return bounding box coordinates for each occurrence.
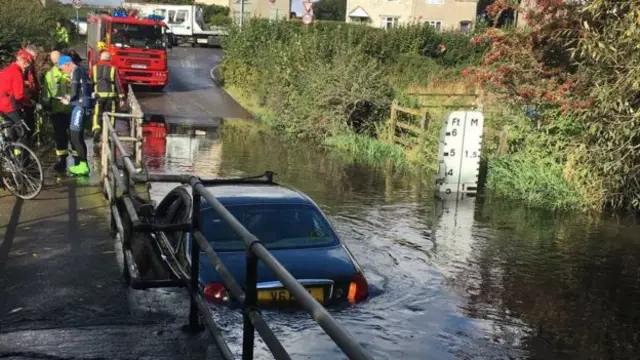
[86,9,171,90]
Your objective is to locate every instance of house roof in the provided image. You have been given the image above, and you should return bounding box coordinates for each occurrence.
[348,6,369,18]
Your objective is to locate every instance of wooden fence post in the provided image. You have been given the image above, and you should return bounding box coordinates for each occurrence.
[388,101,398,143]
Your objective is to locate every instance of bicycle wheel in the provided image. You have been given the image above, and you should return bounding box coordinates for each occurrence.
[1,142,44,200]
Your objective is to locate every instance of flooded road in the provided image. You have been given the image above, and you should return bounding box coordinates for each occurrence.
[143,124,640,360]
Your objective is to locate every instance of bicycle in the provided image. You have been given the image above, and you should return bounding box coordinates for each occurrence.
[0,119,44,200]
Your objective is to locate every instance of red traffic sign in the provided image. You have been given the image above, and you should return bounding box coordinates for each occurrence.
[72,0,82,9]
[302,13,313,25]
[303,2,314,13]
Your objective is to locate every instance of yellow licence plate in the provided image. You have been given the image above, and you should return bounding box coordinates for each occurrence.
[258,287,325,303]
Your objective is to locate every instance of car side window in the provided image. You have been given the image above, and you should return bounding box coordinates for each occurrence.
[311,216,329,238]
[168,10,176,24]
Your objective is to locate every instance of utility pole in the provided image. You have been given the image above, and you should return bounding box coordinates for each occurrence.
[239,0,244,29]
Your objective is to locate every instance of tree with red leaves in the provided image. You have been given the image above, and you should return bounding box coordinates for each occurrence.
[469,0,640,211]
[466,0,588,120]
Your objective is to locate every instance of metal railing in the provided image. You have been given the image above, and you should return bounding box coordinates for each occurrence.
[100,93,374,360]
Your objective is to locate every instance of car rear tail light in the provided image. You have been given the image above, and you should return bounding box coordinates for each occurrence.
[347,273,369,304]
[203,282,229,303]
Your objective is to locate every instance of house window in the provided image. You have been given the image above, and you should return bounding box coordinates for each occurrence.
[233,11,252,24]
[460,21,471,33]
[426,0,445,4]
[382,16,399,29]
[269,9,286,21]
[426,20,442,31]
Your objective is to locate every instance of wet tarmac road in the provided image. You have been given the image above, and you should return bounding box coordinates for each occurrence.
[135,47,252,125]
[0,46,242,359]
[0,172,220,359]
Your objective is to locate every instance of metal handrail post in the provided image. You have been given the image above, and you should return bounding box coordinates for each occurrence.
[135,117,142,168]
[242,249,258,360]
[101,112,109,186]
[109,136,117,196]
[188,191,203,331]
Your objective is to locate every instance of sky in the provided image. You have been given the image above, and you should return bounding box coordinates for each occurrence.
[60,0,308,16]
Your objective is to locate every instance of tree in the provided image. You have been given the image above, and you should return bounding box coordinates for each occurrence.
[199,4,230,26]
[467,0,640,211]
[569,0,640,210]
[314,0,346,22]
[477,0,496,15]
[0,0,57,65]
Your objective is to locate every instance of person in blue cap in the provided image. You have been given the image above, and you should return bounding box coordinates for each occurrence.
[58,55,94,176]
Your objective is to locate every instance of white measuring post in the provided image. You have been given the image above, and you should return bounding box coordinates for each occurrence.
[436,111,484,197]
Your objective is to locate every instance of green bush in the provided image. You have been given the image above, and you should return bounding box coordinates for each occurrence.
[483,109,593,210]
[487,150,582,210]
[0,0,58,66]
[221,19,483,147]
[198,3,231,27]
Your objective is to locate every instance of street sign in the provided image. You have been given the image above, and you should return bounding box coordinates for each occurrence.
[302,0,314,26]
[303,2,313,13]
[72,0,82,9]
[302,13,313,25]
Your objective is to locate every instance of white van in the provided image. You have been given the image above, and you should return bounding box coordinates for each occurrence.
[124,3,228,46]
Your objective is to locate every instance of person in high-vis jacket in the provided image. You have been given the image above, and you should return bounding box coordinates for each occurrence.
[55,22,70,49]
[58,55,94,177]
[91,51,125,145]
[42,51,74,173]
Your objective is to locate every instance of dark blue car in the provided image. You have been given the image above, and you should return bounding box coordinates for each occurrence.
[153,178,369,307]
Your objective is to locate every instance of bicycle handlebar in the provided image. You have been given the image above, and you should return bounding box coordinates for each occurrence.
[0,119,31,132]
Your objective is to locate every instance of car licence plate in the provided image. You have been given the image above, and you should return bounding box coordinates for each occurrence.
[258,287,324,303]
[132,64,147,69]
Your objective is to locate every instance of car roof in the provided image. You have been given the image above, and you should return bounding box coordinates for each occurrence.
[200,183,315,208]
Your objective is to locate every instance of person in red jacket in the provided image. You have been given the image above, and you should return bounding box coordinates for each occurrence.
[0,49,34,141]
[22,45,41,141]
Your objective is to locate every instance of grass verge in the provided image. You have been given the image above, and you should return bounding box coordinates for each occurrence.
[225,85,413,171]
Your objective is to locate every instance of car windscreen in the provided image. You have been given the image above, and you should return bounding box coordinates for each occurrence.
[200,204,340,252]
[111,22,164,49]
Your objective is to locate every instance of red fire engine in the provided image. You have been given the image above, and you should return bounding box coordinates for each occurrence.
[86,10,170,90]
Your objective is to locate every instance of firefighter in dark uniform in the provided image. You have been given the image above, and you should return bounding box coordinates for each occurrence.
[91,51,125,148]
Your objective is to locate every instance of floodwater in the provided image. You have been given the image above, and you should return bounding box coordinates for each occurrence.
[143,122,640,360]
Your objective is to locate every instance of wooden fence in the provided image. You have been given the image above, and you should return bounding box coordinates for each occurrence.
[387,91,510,155]
[387,92,478,147]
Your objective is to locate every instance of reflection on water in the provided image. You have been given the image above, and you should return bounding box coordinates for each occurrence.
[142,121,640,360]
